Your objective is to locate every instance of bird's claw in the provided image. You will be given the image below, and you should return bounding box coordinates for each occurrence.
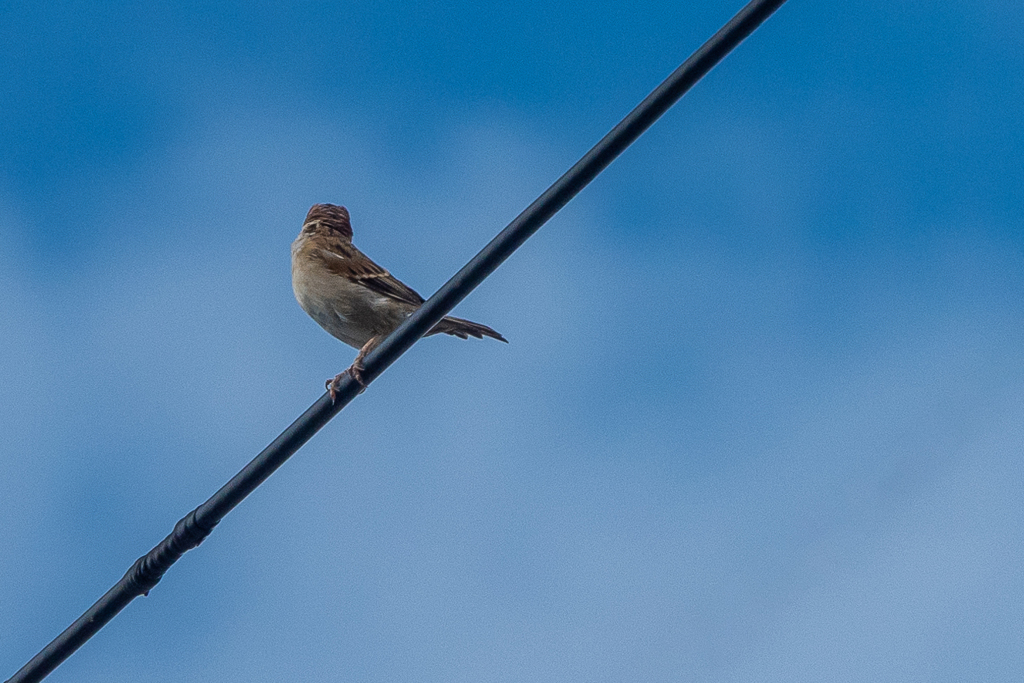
[325,363,367,402]
[348,363,367,388]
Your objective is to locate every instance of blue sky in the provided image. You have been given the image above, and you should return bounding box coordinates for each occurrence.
[2,1,1023,681]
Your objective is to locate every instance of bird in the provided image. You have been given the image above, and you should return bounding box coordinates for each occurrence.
[291,203,507,399]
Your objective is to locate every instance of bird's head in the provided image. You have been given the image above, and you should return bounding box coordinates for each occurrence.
[302,203,352,240]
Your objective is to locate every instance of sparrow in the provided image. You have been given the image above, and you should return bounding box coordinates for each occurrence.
[291,203,507,399]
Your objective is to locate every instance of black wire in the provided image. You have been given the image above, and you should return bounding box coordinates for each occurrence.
[5,1,787,681]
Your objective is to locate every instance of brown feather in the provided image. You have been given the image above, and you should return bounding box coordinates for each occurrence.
[314,243,425,307]
[427,316,508,342]
[303,204,426,307]
[303,203,352,240]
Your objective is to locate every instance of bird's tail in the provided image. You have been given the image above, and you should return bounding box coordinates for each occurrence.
[427,316,507,343]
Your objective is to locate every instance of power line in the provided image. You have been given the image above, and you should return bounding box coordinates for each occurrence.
[5,1,788,681]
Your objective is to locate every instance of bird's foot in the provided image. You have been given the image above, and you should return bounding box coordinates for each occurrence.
[325,362,367,402]
[347,361,368,391]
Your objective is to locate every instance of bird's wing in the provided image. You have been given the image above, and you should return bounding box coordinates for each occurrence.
[316,241,425,307]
